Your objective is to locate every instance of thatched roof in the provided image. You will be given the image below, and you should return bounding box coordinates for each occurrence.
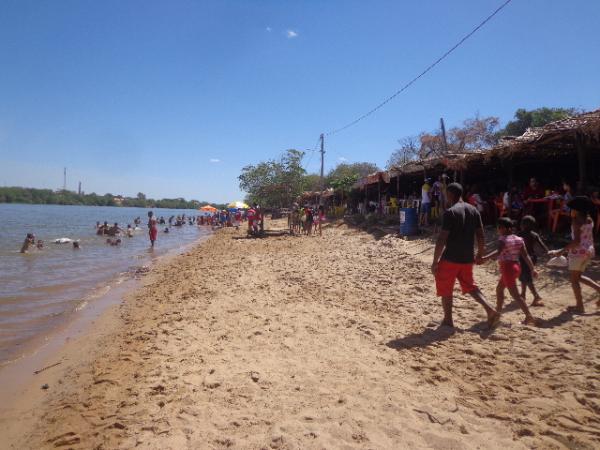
[354,171,390,188]
[346,108,600,193]
[487,109,600,159]
[298,188,334,200]
[390,152,480,177]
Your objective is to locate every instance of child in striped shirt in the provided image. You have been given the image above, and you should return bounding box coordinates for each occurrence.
[482,217,538,325]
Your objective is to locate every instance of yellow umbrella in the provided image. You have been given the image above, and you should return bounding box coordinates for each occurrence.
[199,205,218,212]
[227,201,249,209]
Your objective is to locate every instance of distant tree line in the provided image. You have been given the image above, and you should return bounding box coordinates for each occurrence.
[0,187,225,210]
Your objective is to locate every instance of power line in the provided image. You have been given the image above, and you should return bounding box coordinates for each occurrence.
[326,0,513,137]
[302,136,322,172]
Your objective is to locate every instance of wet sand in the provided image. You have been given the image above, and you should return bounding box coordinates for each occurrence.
[1,219,599,449]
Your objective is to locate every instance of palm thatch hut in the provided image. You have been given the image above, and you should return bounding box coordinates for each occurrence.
[480,108,600,190]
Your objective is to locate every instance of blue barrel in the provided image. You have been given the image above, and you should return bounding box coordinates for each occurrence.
[399,207,418,236]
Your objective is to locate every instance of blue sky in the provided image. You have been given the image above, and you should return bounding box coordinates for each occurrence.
[1,0,599,203]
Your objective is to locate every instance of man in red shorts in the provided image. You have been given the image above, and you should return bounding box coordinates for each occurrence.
[431,182,499,329]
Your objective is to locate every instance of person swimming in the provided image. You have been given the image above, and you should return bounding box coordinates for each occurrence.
[36,239,44,250]
[97,221,109,236]
[72,241,80,249]
[126,224,134,237]
[106,222,122,236]
[20,233,36,253]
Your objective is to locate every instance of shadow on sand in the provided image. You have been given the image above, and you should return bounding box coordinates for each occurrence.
[539,309,600,329]
[386,326,456,351]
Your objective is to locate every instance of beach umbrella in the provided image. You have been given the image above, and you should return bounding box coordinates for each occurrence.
[227,201,249,209]
[199,205,218,212]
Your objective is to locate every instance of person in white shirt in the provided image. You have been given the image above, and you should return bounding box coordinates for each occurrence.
[420,178,432,226]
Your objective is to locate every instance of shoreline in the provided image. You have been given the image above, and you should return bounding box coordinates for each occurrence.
[1,220,598,449]
[0,232,213,447]
[0,209,212,371]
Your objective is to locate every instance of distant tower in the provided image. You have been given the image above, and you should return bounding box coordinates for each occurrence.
[63,167,67,191]
[78,181,82,195]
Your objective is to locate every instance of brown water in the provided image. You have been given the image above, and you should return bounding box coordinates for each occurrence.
[0,203,211,365]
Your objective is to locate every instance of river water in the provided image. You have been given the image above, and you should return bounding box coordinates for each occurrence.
[0,204,211,365]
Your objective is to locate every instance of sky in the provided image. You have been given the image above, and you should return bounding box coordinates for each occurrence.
[1,0,599,203]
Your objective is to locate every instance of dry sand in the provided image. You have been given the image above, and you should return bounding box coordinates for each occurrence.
[1,219,599,449]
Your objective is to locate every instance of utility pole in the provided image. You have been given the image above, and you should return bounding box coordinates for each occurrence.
[440,118,455,181]
[440,118,449,155]
[319,133,325,205]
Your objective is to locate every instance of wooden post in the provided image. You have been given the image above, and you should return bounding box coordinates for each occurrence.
[507,160,514,187]
[576,133,587,191]
[378,179,381,215]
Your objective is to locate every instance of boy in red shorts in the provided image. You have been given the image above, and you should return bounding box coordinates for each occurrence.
[481,217,538,325]
[432,183,499,329]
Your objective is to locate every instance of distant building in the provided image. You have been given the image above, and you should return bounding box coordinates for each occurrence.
[113,195,124,206]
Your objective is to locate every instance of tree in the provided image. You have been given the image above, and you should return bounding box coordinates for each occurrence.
[302,174,322,192]
[238,149,307,208]
[325,162,380,205]
[326,162,379,186]
[386,136,420,169]
[498,107,580,137]
[418,132,446,158]
[448,115,500,151]
[417,115,500,158]
[0,186,212,209]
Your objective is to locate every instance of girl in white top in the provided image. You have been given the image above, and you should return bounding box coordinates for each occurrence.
[549,196,599,313]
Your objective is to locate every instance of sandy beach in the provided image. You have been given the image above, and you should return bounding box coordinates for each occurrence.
[1,219,599,449]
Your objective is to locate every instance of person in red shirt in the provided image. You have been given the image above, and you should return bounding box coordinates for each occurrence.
[522,177,545,200]
[247,208,256,233]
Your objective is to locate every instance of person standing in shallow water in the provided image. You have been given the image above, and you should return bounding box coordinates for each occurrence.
[431,182,499,329]
[147,211,158,247]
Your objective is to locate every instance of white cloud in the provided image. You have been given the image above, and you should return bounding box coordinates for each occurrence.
[266,26,272,32]
[286,30,298,39]
[209,158,221,163]
[338,157,347,162]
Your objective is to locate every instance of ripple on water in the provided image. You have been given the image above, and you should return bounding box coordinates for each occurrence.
[0,203,211,364]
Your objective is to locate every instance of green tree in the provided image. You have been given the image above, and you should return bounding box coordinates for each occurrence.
[498,107,580,137]
[0,186,215,210]
[326,162,379,187]
[302,174,322,192]
[238,149,307,208]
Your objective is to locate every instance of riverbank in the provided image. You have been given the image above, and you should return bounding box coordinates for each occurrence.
[0,203,211,366]
[2,219,599,449]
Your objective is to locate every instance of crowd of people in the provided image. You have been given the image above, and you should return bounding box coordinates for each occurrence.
[288,204,325,236]
[431,182,599,329]
[417,176,600,233]
[20,209,234,253]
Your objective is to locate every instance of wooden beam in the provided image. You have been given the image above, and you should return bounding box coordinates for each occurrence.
[576,132,587,191]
